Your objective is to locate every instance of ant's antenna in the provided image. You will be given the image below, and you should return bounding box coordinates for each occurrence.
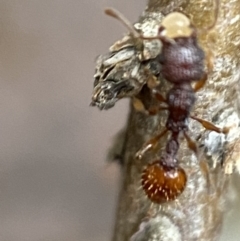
[202,0,220,32]
[104,8,140,38]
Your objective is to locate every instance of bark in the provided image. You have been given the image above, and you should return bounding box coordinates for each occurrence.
[110,0,240,241]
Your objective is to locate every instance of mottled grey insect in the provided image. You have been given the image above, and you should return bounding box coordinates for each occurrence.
[91,9,163,110]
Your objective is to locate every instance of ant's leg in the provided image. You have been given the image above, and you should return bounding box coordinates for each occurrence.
[190,115,230,134]
[183,131,198,154]
[193,73,207,92]
[132,97,168,115]
[151,89,167,103]
[193,48,214,92]
[135,128,168,159]
[206,48,215,72]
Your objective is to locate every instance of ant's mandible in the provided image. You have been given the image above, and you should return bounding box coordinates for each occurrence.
[105,0,229,204]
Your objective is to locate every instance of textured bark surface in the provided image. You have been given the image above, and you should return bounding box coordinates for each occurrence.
[111,0,240,241]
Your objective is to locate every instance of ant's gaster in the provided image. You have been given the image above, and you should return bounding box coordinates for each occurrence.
[105,0,229,204]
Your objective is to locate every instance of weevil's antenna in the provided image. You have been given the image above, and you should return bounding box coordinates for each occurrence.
[104,8,140,38]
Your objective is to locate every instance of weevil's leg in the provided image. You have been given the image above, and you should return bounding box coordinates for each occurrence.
[145,69,166,103]
[132,97,146,113]
[132,97,168,115]
[183,131,198,154]
[147,75,159,89]
[135,128,168,159]
[144,69,160,89]
[190,115,230,134]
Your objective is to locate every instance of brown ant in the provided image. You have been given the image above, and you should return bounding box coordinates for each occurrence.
[105,0,229,203]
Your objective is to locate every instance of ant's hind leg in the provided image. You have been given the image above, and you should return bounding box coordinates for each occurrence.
[135,129,168,159]
[190,115,230,134]
[183,131,198,154]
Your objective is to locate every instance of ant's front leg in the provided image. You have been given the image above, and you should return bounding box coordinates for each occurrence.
[193,48,214,92]
[193,73,207,92]
[133,87,167,115]
[135,129,168,159]
[132,97,168,115]
[151,88,167,103]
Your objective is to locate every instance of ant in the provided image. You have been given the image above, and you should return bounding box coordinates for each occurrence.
[105,0,229,204]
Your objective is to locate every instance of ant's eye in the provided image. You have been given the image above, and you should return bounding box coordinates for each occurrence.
[161,12,192,38]
[141,161,187,203]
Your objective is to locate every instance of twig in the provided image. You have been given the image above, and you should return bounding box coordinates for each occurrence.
[109,0,240,240]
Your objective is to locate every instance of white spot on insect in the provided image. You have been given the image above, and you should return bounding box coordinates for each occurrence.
[148,184,153,190]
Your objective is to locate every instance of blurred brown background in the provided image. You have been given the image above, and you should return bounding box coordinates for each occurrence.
[0,0,239,240]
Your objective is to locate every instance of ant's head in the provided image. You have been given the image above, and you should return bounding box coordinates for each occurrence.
[159,12,193,39]
[160,0,220,39]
